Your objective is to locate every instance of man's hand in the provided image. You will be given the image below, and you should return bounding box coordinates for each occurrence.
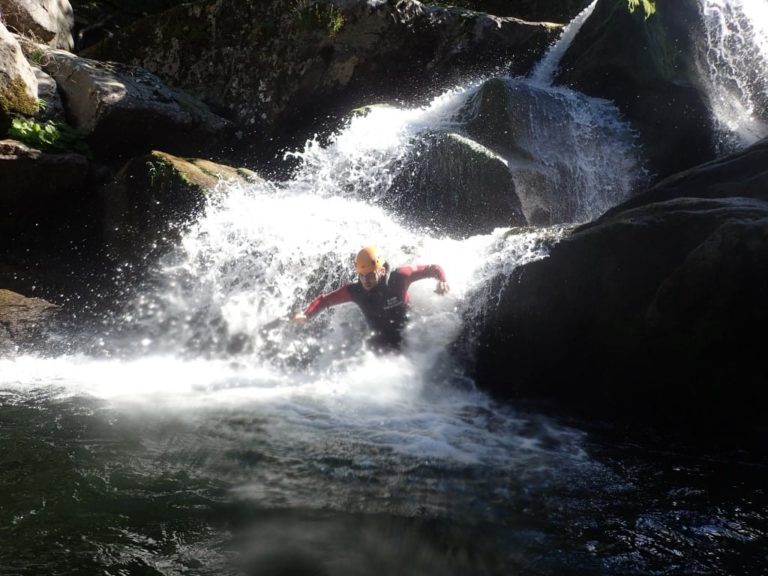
[292,312,308,324]
[435,281,450,295]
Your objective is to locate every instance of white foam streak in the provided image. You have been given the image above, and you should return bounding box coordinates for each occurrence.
[529,0,598,87]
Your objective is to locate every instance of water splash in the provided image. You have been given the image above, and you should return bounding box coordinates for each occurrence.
[0,4,642,475]
[698,0,768,150]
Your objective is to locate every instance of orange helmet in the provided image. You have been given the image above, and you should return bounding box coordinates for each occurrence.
[355,246,383,275]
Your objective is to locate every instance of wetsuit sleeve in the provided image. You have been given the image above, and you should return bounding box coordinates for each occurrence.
[304,285,354,318]
[396,265,447,289]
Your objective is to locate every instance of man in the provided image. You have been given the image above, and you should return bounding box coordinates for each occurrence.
[293,246,449,350]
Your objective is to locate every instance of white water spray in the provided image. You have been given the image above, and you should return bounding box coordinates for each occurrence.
[698,0,768,150]
[0,5,647,474]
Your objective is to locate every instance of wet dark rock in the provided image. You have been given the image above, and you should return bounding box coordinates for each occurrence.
[604,137,768,214]
[388,131,526,237]
[556,0,714,179]
[472,138,768,429]
[68,0,189,51]
[452,77,644,225]
[100,150,261,265]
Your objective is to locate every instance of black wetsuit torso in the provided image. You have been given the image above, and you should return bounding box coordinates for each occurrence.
[303,262,447,351]
[348,269,410,348]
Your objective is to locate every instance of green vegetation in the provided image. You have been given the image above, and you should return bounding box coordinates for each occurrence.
[26,49,48,67]
[8,117,90,155]
[292,0,346,38]
[627,0,656,19]
[0,76,39,117]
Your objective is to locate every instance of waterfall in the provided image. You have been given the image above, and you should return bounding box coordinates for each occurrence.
[698,0,768,150]
[529,0,598,87]
[0,3,644,409]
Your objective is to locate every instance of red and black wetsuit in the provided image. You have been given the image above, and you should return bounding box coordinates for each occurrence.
[304,263,446,349]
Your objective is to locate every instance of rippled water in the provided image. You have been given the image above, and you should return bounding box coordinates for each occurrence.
[2,382,766,576]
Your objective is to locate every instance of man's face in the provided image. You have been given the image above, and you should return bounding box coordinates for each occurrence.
[359,268,383,291]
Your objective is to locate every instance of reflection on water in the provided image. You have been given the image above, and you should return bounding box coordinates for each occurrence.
[1,384,766,576]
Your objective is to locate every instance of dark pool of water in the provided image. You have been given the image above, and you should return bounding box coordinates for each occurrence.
[1,387,766,576]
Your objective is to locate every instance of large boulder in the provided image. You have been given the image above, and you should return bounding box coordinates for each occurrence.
[23,43,233,157]
[420,77,645,226]
[473,196,768,429]
[0,289,60,355]
[82,0,558,144]
[387,131,526,237]
[0,22,37,124]
[0,0,74,50]
[471,137,768,430]
[555,0,714,179]
[100,151,262,264]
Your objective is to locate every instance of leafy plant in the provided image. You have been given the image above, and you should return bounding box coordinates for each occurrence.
[8,117,91,155]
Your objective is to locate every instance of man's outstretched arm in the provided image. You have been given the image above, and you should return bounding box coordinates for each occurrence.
[398,265,449,294]
[293,285,354,323]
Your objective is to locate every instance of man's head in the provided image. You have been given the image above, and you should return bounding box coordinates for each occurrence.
[355,246,385,291]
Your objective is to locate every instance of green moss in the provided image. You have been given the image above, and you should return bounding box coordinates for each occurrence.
[292,1,346,39]
[148,151,217,192]
[27,49,47,67]
[0,76,38,117]
[627,0,656,20]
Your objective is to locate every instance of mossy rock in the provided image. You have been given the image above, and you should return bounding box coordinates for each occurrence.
[100,151,262,263]
[0,75,38,118]
[1,23,39,121]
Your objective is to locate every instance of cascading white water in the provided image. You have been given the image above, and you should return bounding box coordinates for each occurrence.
[698,0,768,150]
[529,0,599,87]
[0,1,638,479]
